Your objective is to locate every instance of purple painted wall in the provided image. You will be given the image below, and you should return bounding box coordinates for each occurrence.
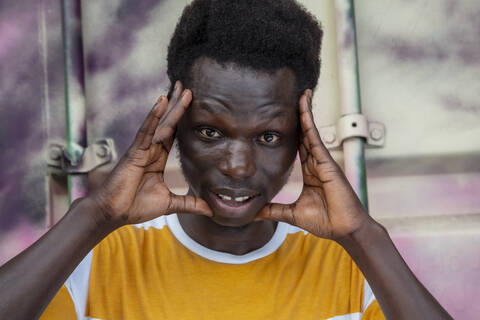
[0,0,64,261]
[1,1,479,319]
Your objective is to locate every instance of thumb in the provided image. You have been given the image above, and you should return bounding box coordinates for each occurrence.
[166,193,213,217]
[255,202,297,226]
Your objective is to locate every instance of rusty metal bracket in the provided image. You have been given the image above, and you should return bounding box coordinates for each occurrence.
[319,114,385,149]
[47,138,116,174]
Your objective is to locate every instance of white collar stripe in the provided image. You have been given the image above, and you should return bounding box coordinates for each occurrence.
[166,214,290,264]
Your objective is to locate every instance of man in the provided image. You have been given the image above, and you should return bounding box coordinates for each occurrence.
[0,0,451,319]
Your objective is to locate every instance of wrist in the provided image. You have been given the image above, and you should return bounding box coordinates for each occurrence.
[68,196,123,240]
[336,217,388,254]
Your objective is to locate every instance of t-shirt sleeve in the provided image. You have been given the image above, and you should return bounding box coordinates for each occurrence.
[39,285,77,320]
[40,250,93,319]
[361,279,386,319]
[361,300,385,319]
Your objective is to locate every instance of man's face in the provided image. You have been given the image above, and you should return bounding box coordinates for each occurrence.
[176,57,299,227]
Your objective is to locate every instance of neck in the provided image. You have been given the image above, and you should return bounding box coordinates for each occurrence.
[177,189,277,255]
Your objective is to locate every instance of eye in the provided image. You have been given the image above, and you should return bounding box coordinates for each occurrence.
[258,132,280,145]
[199,127,222,139]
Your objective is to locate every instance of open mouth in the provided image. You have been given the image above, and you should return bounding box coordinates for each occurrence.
[214,192,256,208]
[208,188,260,216]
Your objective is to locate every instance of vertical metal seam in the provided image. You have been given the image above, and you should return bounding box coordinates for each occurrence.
[334,0,369,209]
[61,0,88,205]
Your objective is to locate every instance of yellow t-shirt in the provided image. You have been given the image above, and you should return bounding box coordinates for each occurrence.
[41,214,385,320]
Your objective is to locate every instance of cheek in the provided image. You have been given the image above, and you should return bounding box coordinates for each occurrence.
[177,130,221,178]
[259,141,298,193]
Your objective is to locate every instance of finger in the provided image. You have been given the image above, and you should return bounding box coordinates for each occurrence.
[255,202,298,226]
[132,96,168,151]
[142,157,167,176]
[167,80,183,111]
[145,89,191,171]
[153,89,192,145]
[160,81,184,124]
[299,90,334,164]
[299,133,318,178]
[166,194,213,217]
[298,142,308,165]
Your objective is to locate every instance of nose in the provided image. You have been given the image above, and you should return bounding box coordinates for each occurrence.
[218,141,256,179]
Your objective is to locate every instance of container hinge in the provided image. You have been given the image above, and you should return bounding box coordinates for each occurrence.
[319,114,385,150]
[47,138,116,174]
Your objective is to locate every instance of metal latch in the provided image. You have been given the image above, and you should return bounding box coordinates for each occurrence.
[319,114,385,149]
[47,138,116,174]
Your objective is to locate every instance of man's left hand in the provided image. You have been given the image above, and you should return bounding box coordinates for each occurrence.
[256,89,372,241]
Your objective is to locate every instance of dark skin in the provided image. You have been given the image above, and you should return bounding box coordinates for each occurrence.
[0,57,452,319]
[176,58,298,254]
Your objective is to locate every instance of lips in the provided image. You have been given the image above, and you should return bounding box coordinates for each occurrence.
[214,192,255,207]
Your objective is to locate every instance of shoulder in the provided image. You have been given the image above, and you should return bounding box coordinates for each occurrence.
[61,215,171,318]
[96,215,170,249]
[277,225,380,317]
[281,223,347,258]
[276,223,357,279]
[131,215,168,230]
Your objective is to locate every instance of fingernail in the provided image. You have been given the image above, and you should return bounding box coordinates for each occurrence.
[175,81,179,90]
[181,89,189,98]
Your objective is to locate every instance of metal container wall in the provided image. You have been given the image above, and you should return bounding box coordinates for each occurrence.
[0,1,479,318]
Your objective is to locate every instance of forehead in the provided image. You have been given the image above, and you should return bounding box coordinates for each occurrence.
[188,57,297,109]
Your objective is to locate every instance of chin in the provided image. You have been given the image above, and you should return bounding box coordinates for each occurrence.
[198,188,266,228]
[209,212,256,228]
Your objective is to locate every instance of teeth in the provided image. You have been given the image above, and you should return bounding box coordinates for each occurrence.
[217,193,252,202]
[218,194,232,201]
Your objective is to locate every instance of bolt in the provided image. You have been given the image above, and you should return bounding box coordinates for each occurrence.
[370,128,383,141]
[96,145,109,158]
[323,132,336,144]
[49,148,62,160]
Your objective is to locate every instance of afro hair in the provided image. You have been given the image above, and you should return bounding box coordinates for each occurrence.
[166,0,323,99]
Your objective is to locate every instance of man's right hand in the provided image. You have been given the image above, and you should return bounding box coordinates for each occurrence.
[88,81,212,228]
[0,83,212,319]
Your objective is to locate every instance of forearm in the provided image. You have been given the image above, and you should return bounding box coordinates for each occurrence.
[338,219,452,320]
[0,197,118,320]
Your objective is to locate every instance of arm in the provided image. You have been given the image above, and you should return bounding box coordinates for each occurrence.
[338,219,449,319]
[0,197,113,320]
[0,82,211,320]
[257,89,452,319]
